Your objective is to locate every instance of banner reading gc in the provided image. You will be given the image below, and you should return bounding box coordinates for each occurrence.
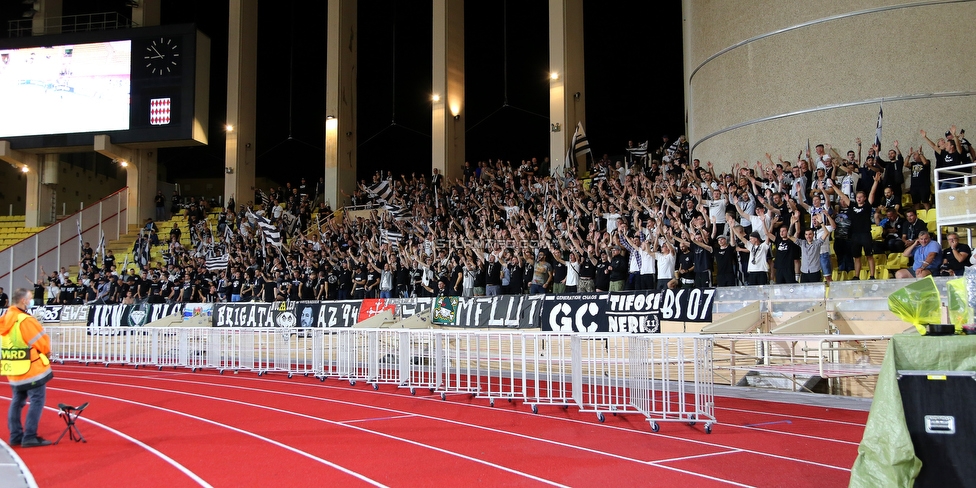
[541,288,715,333]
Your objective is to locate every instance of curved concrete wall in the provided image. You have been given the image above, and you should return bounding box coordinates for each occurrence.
[683,0,976,171]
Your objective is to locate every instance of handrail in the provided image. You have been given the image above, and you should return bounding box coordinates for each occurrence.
[0,188,128,294]
[933,161,976,245]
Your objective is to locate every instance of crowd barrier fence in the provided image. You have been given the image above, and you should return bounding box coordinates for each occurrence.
[45,326,716,433]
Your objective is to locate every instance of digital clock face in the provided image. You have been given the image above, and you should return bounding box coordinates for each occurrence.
[143,37,180,76]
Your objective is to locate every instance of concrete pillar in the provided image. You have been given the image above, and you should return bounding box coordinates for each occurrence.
[0,142,42,226]
[432,0,464,184]
[130,0,161,27]
[548,0,586,176]
[225,0,258,209]
[36,154,59,225]
[94,135,157,226]
[325,0,358,210]
[32,0,62,36]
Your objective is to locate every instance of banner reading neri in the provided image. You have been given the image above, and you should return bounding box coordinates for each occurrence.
[541,288,715,333]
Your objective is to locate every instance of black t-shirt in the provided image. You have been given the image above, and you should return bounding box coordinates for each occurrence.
[33,283,45,302]
[339,269,353,292]
[677,251,694,273]
[353,271,367,293]
[936,150,959,169]
[328,269,340,299]
[302,278,316,300]
[942,244,972,272]
[846,202,873,232]
[594,260,611,290]
[910,159,930,185]
[552,260,567,283]
[486,261,502,286]
[714,245,736,275]
[578,256,596,278]
[289,279,302,300]
[509,264,524,291]
[773,237,800,271]
[692,245,712,273]
[609,255,628,281]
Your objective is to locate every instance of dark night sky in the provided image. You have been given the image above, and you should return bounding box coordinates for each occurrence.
[0,1,684,187]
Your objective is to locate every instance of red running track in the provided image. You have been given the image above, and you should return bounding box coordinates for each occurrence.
[2,364,868,487]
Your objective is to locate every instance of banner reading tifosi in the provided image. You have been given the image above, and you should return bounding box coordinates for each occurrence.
[540,288,715,333]
[431,295,544,329]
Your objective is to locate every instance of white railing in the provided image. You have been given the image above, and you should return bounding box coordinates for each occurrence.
[45,326,718,434]
[0,188,128,294]
[934,161,976,244]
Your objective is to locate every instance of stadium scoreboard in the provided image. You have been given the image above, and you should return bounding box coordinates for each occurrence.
[0,24,210,150]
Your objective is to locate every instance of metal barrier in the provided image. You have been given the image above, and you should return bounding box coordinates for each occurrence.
[45,326,718,433]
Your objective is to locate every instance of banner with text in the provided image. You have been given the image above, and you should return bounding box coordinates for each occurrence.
[431,295,544,329]
[86,303,186,333]
[540,288,714,333]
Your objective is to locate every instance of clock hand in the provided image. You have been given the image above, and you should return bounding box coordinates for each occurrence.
[150,46,164,58]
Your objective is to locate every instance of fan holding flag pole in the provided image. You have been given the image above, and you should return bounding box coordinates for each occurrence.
[565,122,593,176]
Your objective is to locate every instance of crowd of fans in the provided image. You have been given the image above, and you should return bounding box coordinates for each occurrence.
[25,125,976,306]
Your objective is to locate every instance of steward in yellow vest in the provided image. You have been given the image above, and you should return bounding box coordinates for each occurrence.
[1,288,53,447]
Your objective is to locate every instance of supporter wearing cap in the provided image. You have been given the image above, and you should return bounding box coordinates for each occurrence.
[731,225,770,285]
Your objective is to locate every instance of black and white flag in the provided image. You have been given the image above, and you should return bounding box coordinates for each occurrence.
[380,229,404,249]
[565,122,593,173]
[384,203,412,220]
[96,231,106,260]
[206,253,229,271]
[257,189,271,208]
[367,180,394,203]
[249,211,282,247]
[874,103,883,150]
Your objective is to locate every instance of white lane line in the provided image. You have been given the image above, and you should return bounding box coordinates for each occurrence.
[86,368,855,473]
[716,406,867,427]
[653,449,746,464]
[58,371,753,487]
[67,365,863,449]
[47,387,387,488]
[339,414,418,424]
[728,424,860,446]
[54,380,569,488]
[0,395,209,488]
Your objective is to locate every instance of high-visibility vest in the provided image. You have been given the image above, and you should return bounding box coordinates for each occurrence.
[1,314,31,376]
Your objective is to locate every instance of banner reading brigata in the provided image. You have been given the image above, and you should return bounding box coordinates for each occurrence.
[541,288,714,333]
[213,300,367,328]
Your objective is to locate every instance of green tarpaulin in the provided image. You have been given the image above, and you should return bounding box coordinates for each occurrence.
[849,334,976,487]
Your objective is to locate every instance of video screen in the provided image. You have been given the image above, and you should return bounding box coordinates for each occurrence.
[0,40,131,138]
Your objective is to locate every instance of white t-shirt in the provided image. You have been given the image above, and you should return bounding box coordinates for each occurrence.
[639,249,656,275]
[656,252,676,279]
[565,261,580,287]
[745,241,770,273]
